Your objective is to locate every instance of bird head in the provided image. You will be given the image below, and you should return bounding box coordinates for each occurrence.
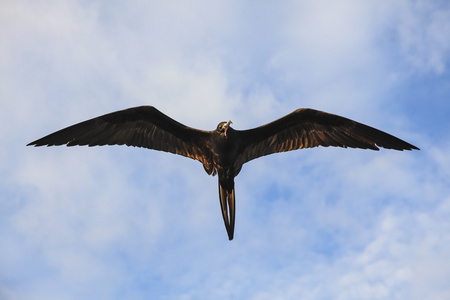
[216,120,232,136]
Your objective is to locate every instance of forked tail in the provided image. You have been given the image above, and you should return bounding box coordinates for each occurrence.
[218,174,235,240]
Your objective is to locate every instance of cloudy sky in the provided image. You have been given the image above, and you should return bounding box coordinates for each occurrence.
[1,0,450,299]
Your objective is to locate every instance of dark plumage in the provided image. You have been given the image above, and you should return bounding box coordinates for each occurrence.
[28,106,419,240]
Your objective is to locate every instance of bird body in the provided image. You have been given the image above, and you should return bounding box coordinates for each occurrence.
[28,106,419,240]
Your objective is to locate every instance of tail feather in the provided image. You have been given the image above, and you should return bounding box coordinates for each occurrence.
[219,180,235,240]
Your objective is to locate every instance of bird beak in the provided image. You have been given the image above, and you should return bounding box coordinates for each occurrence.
[224,120,232,136]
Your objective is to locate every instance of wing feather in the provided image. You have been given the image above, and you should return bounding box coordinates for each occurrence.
[28,106,214,171]
[234,108,419,171]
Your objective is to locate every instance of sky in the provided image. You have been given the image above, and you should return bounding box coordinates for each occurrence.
[1,0,450,299]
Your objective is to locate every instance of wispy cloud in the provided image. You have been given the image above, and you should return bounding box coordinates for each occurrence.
[1,0,449,299]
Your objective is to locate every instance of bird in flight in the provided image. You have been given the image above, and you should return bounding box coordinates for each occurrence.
[28,106,419,240]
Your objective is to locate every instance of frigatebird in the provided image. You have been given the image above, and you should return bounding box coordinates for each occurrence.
[28,106,419,240]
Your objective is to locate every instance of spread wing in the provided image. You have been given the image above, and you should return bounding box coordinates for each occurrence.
[28,106,216,173]
[234,108,419,171]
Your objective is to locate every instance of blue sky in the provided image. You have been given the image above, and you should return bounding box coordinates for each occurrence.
[1,0,450,299]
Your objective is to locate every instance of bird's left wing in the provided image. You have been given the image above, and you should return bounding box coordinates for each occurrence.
[234,108,419,172]
[28,106,216,173]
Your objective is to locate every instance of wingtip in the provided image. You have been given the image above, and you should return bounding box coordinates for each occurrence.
[27,141,46,147]
[403,144,419,151]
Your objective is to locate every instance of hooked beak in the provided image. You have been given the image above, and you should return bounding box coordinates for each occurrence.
[224,120,232,136]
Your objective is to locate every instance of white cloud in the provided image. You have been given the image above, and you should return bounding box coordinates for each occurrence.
[1,0,449,299]
[394,0,450,74]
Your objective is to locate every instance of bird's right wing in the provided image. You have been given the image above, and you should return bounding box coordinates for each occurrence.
[28,106,216,174]
[234,108,419,171]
